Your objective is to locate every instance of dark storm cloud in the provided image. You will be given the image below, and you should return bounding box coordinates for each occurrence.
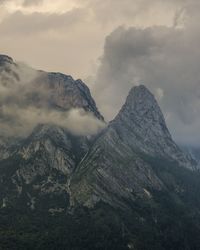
[93,3,200,145]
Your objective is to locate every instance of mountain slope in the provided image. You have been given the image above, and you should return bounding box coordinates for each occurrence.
[71,85,195,208]
[0,55,104,210]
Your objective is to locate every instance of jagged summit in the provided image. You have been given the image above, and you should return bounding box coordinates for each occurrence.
[111,85,194,169]
[114,84,170,141]
[125,84,158,109]
[127,84,153,101]
[0,54,14,66]
[116,84,167,125]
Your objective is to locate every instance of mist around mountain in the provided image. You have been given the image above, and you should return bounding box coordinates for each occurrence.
[0,55,200,250]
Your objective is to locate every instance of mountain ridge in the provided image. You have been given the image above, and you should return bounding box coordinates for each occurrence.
[1,54,200,250]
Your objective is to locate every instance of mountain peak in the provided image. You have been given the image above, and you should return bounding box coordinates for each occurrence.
[130,84,150,94]
[116,85,165,127]
[112,85,195,169]
[124,84,158,110]
[0,54,14,66]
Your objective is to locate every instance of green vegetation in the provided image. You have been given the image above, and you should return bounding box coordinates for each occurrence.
[0,205,128,250]
[1,157,200,249]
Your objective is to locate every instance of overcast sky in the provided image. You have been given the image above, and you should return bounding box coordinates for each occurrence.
[1,0,200,145]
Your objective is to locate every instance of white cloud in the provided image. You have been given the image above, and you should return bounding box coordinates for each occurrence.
[0,62,105,137]
[0,105,105,137]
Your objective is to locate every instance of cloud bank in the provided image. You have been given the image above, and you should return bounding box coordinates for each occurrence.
[92,1,200,146]
[0,0,181,79]
[1,0,200,145]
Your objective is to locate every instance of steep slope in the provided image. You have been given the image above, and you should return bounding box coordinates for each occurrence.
[0,125,90,210]
[71,85,195,208]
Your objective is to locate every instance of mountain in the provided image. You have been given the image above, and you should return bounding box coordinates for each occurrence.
[0,55,104,211]
[1,55,200,250]
[70,85,195,208]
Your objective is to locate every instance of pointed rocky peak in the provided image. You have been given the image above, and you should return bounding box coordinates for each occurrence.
[111,85,195,169]
[116,85,167,130]
[125,84,155,107]
[0,54,14,66]
[113,85,170,139]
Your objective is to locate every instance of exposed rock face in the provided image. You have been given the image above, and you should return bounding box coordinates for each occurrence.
[70,85,195,208]
[17,124,89,183]
[0,124,89,210]
[71,127,163,209]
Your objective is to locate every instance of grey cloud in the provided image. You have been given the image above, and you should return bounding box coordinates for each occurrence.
[84,0,179,24]
[0,0,187,79]
[93,3,200,146]
[0,0,43,6]
[22,0,43,7]
[1,0,200,145]
[0,105,105,137]
[0,8,87,35]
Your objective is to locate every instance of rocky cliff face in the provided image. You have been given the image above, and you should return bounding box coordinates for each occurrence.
[0,125,90,210]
